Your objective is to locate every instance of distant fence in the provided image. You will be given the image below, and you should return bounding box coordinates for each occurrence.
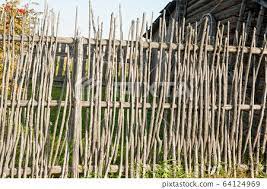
[0,8,267,179]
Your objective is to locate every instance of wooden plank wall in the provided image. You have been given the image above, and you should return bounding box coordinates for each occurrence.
[186,0,243,36]
[185,0,267,42]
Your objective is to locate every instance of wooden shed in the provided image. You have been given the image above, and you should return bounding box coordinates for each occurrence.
[147,0,267,132]
[149,0,267,44]
[147,0,266,105]
[145,0,267,148]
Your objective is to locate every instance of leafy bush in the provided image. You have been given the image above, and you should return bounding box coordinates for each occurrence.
[0,0,37,90]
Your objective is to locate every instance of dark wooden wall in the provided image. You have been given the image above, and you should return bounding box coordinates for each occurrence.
[185,0,267,45]
[186,0,242,24]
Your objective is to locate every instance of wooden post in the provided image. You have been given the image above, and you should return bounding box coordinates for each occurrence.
[72,37,84,178]
[57,44,67,79]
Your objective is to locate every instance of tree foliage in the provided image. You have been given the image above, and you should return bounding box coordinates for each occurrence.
[0,0,37,89]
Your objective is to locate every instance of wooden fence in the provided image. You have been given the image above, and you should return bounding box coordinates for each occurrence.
[0,7,267,178]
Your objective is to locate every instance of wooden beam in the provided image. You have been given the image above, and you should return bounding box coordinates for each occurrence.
[1,35,267,55]
[4,100,266,111]
[3,163,253,177]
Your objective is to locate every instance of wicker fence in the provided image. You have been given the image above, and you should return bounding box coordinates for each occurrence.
[0,7,267,178]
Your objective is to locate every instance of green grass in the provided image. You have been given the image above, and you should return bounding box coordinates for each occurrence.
[42,85,267,178]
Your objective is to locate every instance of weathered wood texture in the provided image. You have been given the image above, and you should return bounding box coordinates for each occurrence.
[0,5,267,179]
[151,0,267,45]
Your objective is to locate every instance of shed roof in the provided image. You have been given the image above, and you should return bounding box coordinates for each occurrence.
[144,1,176,38]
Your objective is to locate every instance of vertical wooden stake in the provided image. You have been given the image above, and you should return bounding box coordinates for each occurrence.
[72,37,84,178]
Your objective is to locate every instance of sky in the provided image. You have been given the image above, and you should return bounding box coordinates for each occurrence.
[0,0,171,37]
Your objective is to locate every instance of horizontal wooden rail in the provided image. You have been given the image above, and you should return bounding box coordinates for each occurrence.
[0,34,74,44]
[2,165,121,177]
[3,164,253,177]
[1,35,267,55]
[4,100,267,110]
